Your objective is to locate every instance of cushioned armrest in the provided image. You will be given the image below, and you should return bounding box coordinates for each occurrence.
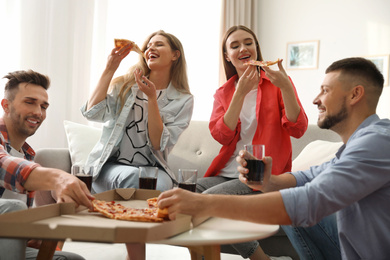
[35,148,72,173]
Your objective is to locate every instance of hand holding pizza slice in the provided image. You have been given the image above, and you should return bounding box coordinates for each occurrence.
[147,197,169,219]
[114,38,145,58]
[244,59,280,67]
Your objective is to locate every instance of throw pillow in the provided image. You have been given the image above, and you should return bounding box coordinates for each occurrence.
[292,140,343,172]
[63,120,102,166]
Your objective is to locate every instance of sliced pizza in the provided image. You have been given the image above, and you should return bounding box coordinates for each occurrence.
[147,197,169,219]
[114,38,145,58]
[91,198,169,222]
[146,197,158,208]
[114,208,164,222]
[91,199,128,219]
[244,59,279,67]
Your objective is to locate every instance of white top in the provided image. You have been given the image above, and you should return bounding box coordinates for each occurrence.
[219,88,258,178]
[117,90,165,166]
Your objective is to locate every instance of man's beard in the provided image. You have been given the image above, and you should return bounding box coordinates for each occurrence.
[10,108,40,138]
[318,99,348,129]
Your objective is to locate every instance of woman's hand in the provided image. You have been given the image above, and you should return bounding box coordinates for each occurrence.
[263,59,302,123]
[223,65,260,131]
[134,69,157,100]
[262,59,292,91]
[105,44,132,72]
[236,65,259,96]
[86,44,132,111]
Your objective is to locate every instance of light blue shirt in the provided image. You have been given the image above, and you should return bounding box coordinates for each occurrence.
[81,82,193,182]
[281,114,390,259]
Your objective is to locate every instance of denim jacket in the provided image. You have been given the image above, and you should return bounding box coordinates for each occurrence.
[81,82,193,182]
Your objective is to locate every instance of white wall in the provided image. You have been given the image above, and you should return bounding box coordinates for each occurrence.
[258,0,390,124]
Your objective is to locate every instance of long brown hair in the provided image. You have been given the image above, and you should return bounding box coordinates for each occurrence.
[222,25,263,80]
[111,30,190,113]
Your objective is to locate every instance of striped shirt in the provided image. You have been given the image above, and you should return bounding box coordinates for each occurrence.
[0,118,40,207]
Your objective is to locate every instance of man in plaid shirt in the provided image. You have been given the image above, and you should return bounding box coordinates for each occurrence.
[0,70,94,260]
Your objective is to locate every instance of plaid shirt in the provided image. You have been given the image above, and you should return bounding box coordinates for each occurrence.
[0,118,40,207]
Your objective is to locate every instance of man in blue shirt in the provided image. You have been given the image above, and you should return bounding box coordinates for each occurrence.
[158,57,390,259]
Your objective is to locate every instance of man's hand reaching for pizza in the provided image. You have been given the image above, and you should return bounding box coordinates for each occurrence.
[158,188,211,220]
[54,171,95,210]
[25,167,94,210]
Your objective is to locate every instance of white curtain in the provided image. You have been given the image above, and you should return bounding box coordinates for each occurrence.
[219,0,258,85]
[0,0,107,149]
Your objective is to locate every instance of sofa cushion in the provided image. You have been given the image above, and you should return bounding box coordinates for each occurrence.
[63,120,102,166]
[292,140,343,172]
[168,121,222,177]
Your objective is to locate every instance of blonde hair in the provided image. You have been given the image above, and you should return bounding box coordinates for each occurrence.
[111,30,190,113]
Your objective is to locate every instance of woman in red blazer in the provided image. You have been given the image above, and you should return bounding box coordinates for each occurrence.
[198,25,308,260]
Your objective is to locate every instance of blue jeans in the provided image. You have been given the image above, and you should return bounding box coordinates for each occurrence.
[93,162,174,193]
[25,247,85,260]
[281,214,341,260]
[197,177,261,258]
[0,199,27,260]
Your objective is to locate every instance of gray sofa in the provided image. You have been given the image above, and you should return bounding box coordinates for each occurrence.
[35,121,341,259]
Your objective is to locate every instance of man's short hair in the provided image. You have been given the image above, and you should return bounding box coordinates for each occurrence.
[326,57,384,91]
[3,70,50,101]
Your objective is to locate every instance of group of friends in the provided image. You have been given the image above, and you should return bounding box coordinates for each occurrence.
[0,25,389,260]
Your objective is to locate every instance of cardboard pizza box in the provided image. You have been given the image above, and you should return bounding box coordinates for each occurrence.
[0,188,192,243]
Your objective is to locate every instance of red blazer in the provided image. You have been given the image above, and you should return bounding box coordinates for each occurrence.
[205,71,308,177]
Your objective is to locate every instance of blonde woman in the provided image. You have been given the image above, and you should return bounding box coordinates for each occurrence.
[82,30,193,193]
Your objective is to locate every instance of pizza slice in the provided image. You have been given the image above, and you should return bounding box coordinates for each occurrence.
[146,197,158,208]
[147,197,169,219]
[244,59,279,67]
[114,38,145,58]
[91,199,129,219]
[114,208,164,222]
[91,198,169,222]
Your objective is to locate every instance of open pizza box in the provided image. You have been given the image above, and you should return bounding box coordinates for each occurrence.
[0,188,199,243]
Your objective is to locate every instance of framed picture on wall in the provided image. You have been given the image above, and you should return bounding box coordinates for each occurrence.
[364,54,389,86]
[286,40,319,70]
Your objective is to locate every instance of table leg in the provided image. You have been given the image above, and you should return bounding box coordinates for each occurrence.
[187,245,221,260]
[37,240,58,260]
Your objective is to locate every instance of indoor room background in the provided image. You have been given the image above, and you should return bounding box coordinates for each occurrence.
[0,0,389,151]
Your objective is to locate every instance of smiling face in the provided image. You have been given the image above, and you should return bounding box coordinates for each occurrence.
[144,34,179,71]
[224,29,258,77]
[2,83,49,140]
[313,71,349,130]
